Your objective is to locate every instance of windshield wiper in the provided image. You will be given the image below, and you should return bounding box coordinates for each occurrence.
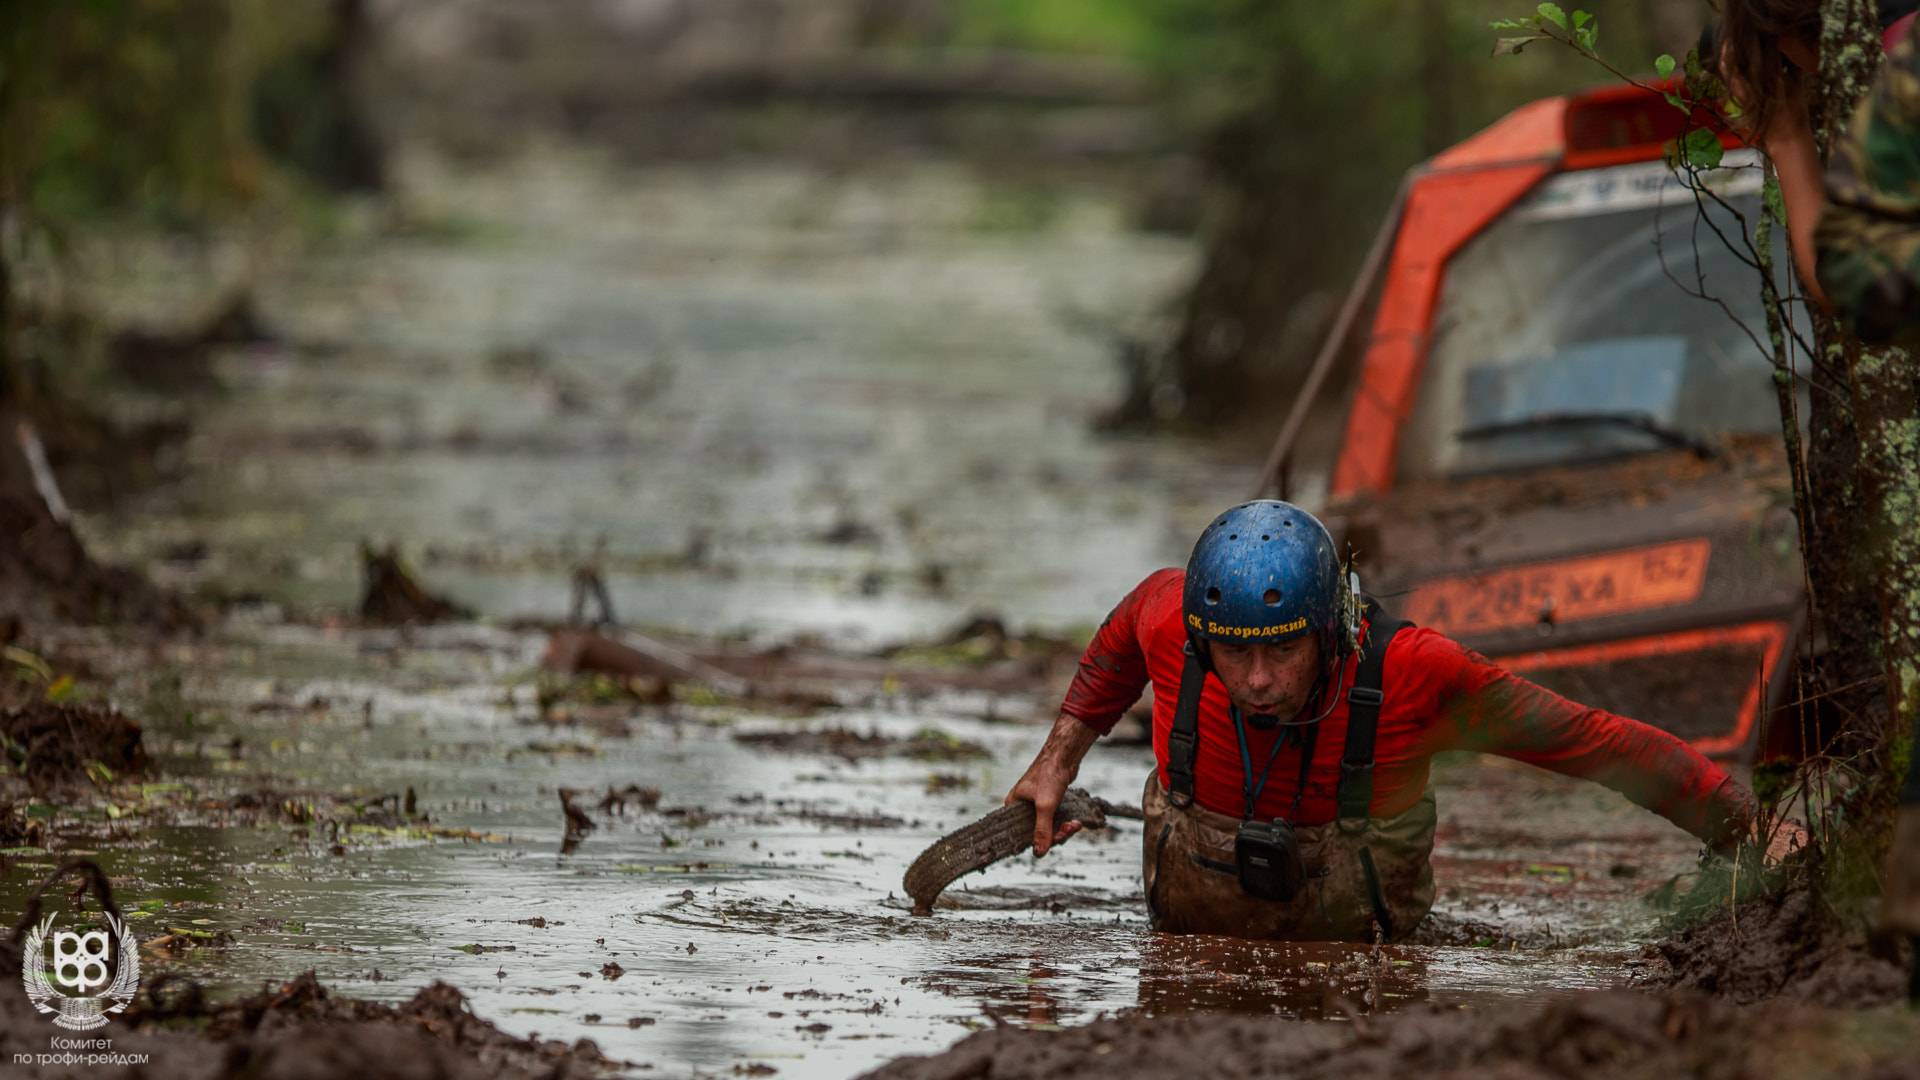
[1455,411,1720,460]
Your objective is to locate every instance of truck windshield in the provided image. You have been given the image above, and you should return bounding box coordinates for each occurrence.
[1396,152,1802,480]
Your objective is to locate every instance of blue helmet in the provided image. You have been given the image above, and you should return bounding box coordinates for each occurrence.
[1183,501,1345,656]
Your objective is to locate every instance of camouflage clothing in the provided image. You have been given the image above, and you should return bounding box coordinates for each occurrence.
[1817,31,1920,344]
[1141,770,1438,942]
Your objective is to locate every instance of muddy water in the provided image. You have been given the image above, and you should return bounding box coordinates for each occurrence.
[18,149,1708,1078]
[7,628,1702,1077]
[88,149,1248,645]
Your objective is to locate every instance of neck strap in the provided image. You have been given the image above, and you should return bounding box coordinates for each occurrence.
[1231,702,1322,823]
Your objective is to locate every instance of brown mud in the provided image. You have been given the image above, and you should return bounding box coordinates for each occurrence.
[0,799,45,848]
[0,482,185,630]
[1647,882,1908,1007]
[0,700,147,793]
[3,962,613,1079]
[360,544,474,625]
[857,989,1920,1080]
[10,301,212,512]
[0,860,614,1079]
[735,725,992,762]
[207,787,423,832]
[533,617,1070,728]
[691,618,1088,704]
[0,399,189,632]
[7,615,1918,1078]
[19,394,191,515]
[104,293,271,393]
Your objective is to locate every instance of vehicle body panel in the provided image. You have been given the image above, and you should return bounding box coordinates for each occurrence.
[1322,82,1800,758]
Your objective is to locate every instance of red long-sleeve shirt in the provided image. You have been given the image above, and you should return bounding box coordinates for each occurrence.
[1063,569,1754,846]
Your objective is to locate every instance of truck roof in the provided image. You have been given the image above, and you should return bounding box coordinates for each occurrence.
[1332,81,1746,498]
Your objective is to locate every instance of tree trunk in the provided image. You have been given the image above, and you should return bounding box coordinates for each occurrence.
[1803,0,1920,893]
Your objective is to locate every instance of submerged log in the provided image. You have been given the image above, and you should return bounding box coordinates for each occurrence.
[540,627,749,697]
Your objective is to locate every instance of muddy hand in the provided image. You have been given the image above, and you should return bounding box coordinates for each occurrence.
[1005,769,1080,858]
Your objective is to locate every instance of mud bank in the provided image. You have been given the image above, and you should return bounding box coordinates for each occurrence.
[0,700,147,793]
[1648,883,1909,1007]
[0,963,613,1080]
[859,989,1920,1080]
[0,486,183,630]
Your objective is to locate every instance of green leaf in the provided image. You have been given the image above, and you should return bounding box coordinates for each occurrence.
[1572,10,1592,28]
[1489,17,1533,29]
[1576,24,1598,50]
[1752,756,1796,810]
[1682,127,1724,169]
[1537,2,1567,29]
[1493,35,1552,55]
[1664,92,1685,109]
[1655,53,1676,79]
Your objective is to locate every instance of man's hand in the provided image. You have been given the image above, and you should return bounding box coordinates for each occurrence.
[1005,712,1101,857]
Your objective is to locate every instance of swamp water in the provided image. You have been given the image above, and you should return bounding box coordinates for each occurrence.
[7,149,1707,1078]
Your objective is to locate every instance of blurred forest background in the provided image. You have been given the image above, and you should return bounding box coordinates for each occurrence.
[1,0,1713,447]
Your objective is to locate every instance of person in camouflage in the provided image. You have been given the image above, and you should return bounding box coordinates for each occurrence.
[1811,28,1920,950]
[1817,30,1920,344]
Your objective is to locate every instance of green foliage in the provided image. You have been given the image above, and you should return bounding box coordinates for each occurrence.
[0,0,309,226]
[1683,44,1737,116]
[1669,126,1726,169]
[1490,11,1728,172]
[950,0,1157,55]
[1753,755,1798,810]
[1489,4,1598,57]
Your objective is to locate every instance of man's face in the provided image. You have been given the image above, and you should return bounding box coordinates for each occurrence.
[1208,634,1323,721]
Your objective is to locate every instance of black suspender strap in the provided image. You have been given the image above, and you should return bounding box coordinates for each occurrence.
[1357,846,1396,940]
[1165,641,1207,808]
[1337,600,1411,832]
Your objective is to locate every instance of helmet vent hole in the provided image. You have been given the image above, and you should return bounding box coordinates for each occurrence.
[1285,521,1294,527]
[1263,589,1281,606]
[1261,535,1270,541]
[1205,587,1221,605]
[1228,534,1237,541]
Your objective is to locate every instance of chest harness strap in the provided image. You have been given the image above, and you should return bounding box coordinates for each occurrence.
[1166,602,1409,821]
[1338,599,1410,832]
[1162,601,1414,935]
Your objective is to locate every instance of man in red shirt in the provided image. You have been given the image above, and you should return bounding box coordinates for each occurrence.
[1006,500,1764,941]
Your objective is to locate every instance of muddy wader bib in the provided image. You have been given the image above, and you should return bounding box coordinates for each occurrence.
[1143,603,1436,942]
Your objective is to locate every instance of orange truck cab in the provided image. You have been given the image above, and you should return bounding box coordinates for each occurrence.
[1320,81,1805,761]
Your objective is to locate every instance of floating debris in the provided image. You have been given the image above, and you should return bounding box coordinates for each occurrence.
[559,788,596,837]
[733,726,989,763]
[359,543,472,625]
[598,784,662,814]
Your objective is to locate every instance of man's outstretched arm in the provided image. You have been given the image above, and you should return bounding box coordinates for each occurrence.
[1006,712,1103,856]
[1413,631,1757,849]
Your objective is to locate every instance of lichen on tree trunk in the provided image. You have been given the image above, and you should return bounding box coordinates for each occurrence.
[1794,0,1920,894]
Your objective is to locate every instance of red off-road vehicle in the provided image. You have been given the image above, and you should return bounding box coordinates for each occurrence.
[1295,82,1804,760]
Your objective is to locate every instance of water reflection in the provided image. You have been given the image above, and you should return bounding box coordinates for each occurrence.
[1135,936,1431,1019]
